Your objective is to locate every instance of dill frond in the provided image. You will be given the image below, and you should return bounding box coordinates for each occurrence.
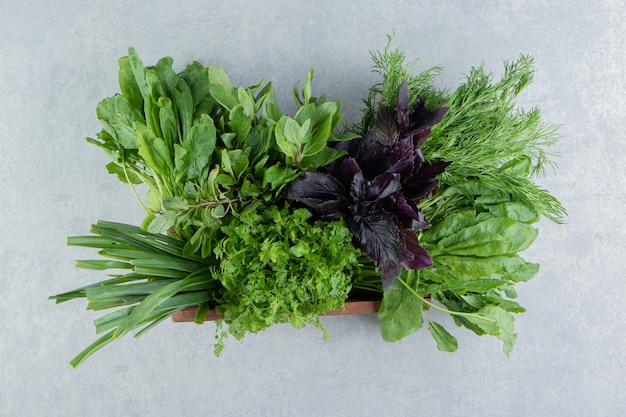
[424,55,566,222]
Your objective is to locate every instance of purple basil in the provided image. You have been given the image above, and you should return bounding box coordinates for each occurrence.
[285,82,450,289]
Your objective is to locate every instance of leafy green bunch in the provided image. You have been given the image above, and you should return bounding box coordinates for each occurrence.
[91,48,354,256]
[355,38,565,354]
[212,204,362,355]
[52,40,565,365]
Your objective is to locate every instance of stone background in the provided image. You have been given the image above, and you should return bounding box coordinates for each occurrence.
[1,1,624,415]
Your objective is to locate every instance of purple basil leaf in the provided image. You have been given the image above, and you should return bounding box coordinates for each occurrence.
[285,172,348,216]
[404,179,440,202]
[349,170,366,202]
[395,194,430,230]
[357,129,390,178]
[409,127,432,150]
[396,81,410,130]
[400,229,433,270]
[387,158,414,180]
[390,136,414,162]
[374,105,399,146]
[348,212,403,289]
[334,157,362,189]
[365,172,401,201]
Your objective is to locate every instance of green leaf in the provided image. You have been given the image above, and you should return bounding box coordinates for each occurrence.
[274,116,295,159]
[298,146,346,170]
[172,79,194,143]
[245,125,271,164]
[209,84,238,111]
[263,163,298,191]
[229,101,254,144]
[70,330,117,368]
[428,320,458,352]
[378,272,423,342]
[158,96,178,149]
[118,56,144,112]
[75,260,133,270]
[208,65,233,90]
[465,305,517,355]
[331,132,361,141]
[96,95,145,149]
[486,201,539,224]
[146,212,176,234]
[136,123,172,176]
[127,47,150,100]
[497,255,540,282]
[105,162,142,184]
[114,274,208,339]
[153,56,178,95]
[179,61,210,109]
[163,196,189,211]
[181,115,217,180]
[145,189,162,212]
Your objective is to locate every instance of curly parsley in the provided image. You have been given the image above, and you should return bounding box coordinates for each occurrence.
[212,203,361,353]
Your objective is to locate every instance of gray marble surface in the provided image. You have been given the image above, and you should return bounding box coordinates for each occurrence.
[1,1,624,416]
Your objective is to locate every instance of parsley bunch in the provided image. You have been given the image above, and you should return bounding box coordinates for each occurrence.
[212,203,361,354]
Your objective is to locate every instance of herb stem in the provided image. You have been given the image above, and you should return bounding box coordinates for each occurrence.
[122,163,148,213]
[396,276,496,323]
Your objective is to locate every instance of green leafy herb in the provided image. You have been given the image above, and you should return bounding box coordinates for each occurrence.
[90,48,352,252]
[50,221,220,367]
[212,203,362,354]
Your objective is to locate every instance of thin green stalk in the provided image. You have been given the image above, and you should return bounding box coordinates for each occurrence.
[396,276,496,323]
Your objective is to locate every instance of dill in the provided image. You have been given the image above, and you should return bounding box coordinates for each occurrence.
[424,55,566,223]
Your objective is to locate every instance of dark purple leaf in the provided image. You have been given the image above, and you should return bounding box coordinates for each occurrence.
[357,129,390,178]
[364,172,401,201]
[390,136,414,162]
[404,161,451,200]
[387,158,414,180]
[349,212,403,289]
[285,172,348,215]
[404,179,440,202]
[400,229,433,270]
[395,194,430,230]
[396,81,410,130]
[349,170,365,202]
[374,105,399,146]
[334,157,362,189]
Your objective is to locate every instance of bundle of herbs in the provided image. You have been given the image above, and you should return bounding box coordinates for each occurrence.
[51,39,564,366]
